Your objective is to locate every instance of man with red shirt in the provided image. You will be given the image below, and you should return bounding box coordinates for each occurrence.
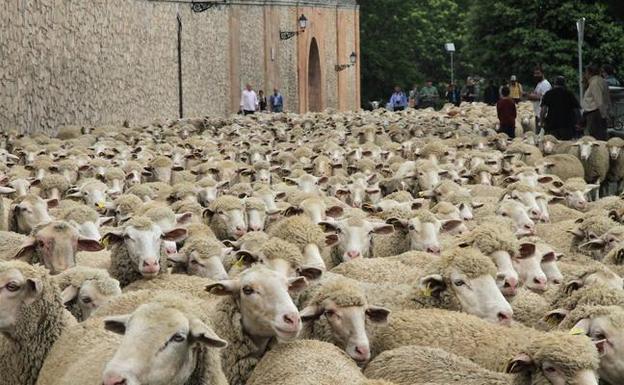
[497,86,517,138]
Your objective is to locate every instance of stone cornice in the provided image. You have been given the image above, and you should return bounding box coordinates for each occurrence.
[147,0,358,10]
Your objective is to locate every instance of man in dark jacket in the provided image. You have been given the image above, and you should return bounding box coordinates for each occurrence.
[483,80,500,105]
[540,76,581,140]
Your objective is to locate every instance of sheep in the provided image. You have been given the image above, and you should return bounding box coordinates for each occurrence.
[319,216,395,266]
[8,193,56,234]
[36,292,228,385]
[362,247,513,324]
[246,340,373,385]
[168,236,230,280]
[329,251,435,285]
[370,308,599,379]
[57,202,112,240]
[203,195,247,240]
[102,216,187,287]
[38,174,70,200]
[455,221,522,296]
[569,136,610,199]
[65,178,110,210]
[268,215,329,270]
[0,260,76,385]
[534,154,585,182]
[205,264,308,385]
[607,137,624,194]
[365,334,600,385]
[3,221,104,274]
[555,305,624,384]
[297,274,390,362]
[52,266,121,321]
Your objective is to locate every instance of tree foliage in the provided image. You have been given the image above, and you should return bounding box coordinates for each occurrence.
[360,0,624,105]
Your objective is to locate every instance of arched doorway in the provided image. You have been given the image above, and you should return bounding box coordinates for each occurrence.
[308,38,322,112]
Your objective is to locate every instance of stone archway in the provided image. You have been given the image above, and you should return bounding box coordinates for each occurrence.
[308,38,322,112]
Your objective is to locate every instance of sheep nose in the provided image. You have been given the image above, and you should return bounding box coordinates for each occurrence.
[142,259,160,273]
[102,374,127,385]
[347,250,361,259]
[497,311,513,325]
[249,225,262,232]
[552,277,562,285]
[354,345,370,361]
[531,277,548,291]
[426,246,441,254]
[282,313,300,329]
[529,209,541,219]
[504,277,518,290]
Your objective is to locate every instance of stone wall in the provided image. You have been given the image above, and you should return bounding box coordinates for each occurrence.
[0,0,359,134]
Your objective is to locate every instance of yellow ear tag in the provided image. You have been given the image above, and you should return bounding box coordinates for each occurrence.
[570,327,586,336]
[101,237,109,248]
[233,256,245,270]
[97,201,105,209]
[421,284,432,297]
[545,315,560,326]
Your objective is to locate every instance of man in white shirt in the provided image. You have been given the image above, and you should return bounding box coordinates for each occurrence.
[240,84,258,115]
[527,66,552,130]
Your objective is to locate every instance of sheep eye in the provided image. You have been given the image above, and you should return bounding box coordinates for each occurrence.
[543,366,557,373]
[325,309,336,317]
[242,286,254,295]
[500,212,508,217]
[593,331,606,341]
[6,282,19,292]
[453,280,465,287]
[408,225,416,231]
[81,296,92,304]
[170,333,186,343]
[190,259,199,265]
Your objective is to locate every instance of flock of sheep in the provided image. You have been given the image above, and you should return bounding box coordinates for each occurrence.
[1,101,624,385]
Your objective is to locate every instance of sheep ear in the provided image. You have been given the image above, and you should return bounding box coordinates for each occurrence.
[287,276,308,293]
[46,198,59,209]
[0,186,16,194]
[205,280,240,296]
[61,286,79,305]
[366,306,390,324]
[505,353,534,374]
[386,218,408,231]
[98,216,115,226]
[104,314,131,335]
[566,228,585,238]
[189,318,228,348]
[419,274,446,297]
[564,279,584,295]
[325,206,344,218]
[371,224,395,235]
[578,238,606,251]
[163,228,187,242]
[77,237,105,252]
[234,250,258,266]
[571,318,591,336]
[541,308,569,328]
[283,206,303,217]
[299,305,323,322]
[203,208,216,220]
[175,212,193,225]
[319,221,339,233]
[23,278,43,305]
[325,234,339,247]
[13,237,37,260]
[100,231,124,247]
[518,243,535,258]
[167,252,188,264]
[441,219,463,232]
[297,266,323,281]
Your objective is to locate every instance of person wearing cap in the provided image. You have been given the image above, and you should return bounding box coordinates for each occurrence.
[508,75,523,103]
[497,86,517,138]
[540,76,581,140]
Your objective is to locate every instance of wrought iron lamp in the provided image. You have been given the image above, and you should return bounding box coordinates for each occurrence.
[335,51,357,72]
[280,14,307,40]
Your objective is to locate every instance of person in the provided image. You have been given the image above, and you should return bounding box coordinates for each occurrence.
[240,83,258,115]
[258,90,267,112]
[462,77,476,103]
[602,64,621,87]
[483,80,500,105]
[389,86,408,111]
[419,81,439,109]
[497,86,517,138]
[507,75,523,103]
[446,83,461,107]
[582,64,611,141]
[408,84,419,108]
[540,76,581,140]
[527,66,552,127]
[269,88,284,112]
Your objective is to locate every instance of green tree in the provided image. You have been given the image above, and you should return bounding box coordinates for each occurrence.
[464,0,624,92]
[360,0,467,105]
